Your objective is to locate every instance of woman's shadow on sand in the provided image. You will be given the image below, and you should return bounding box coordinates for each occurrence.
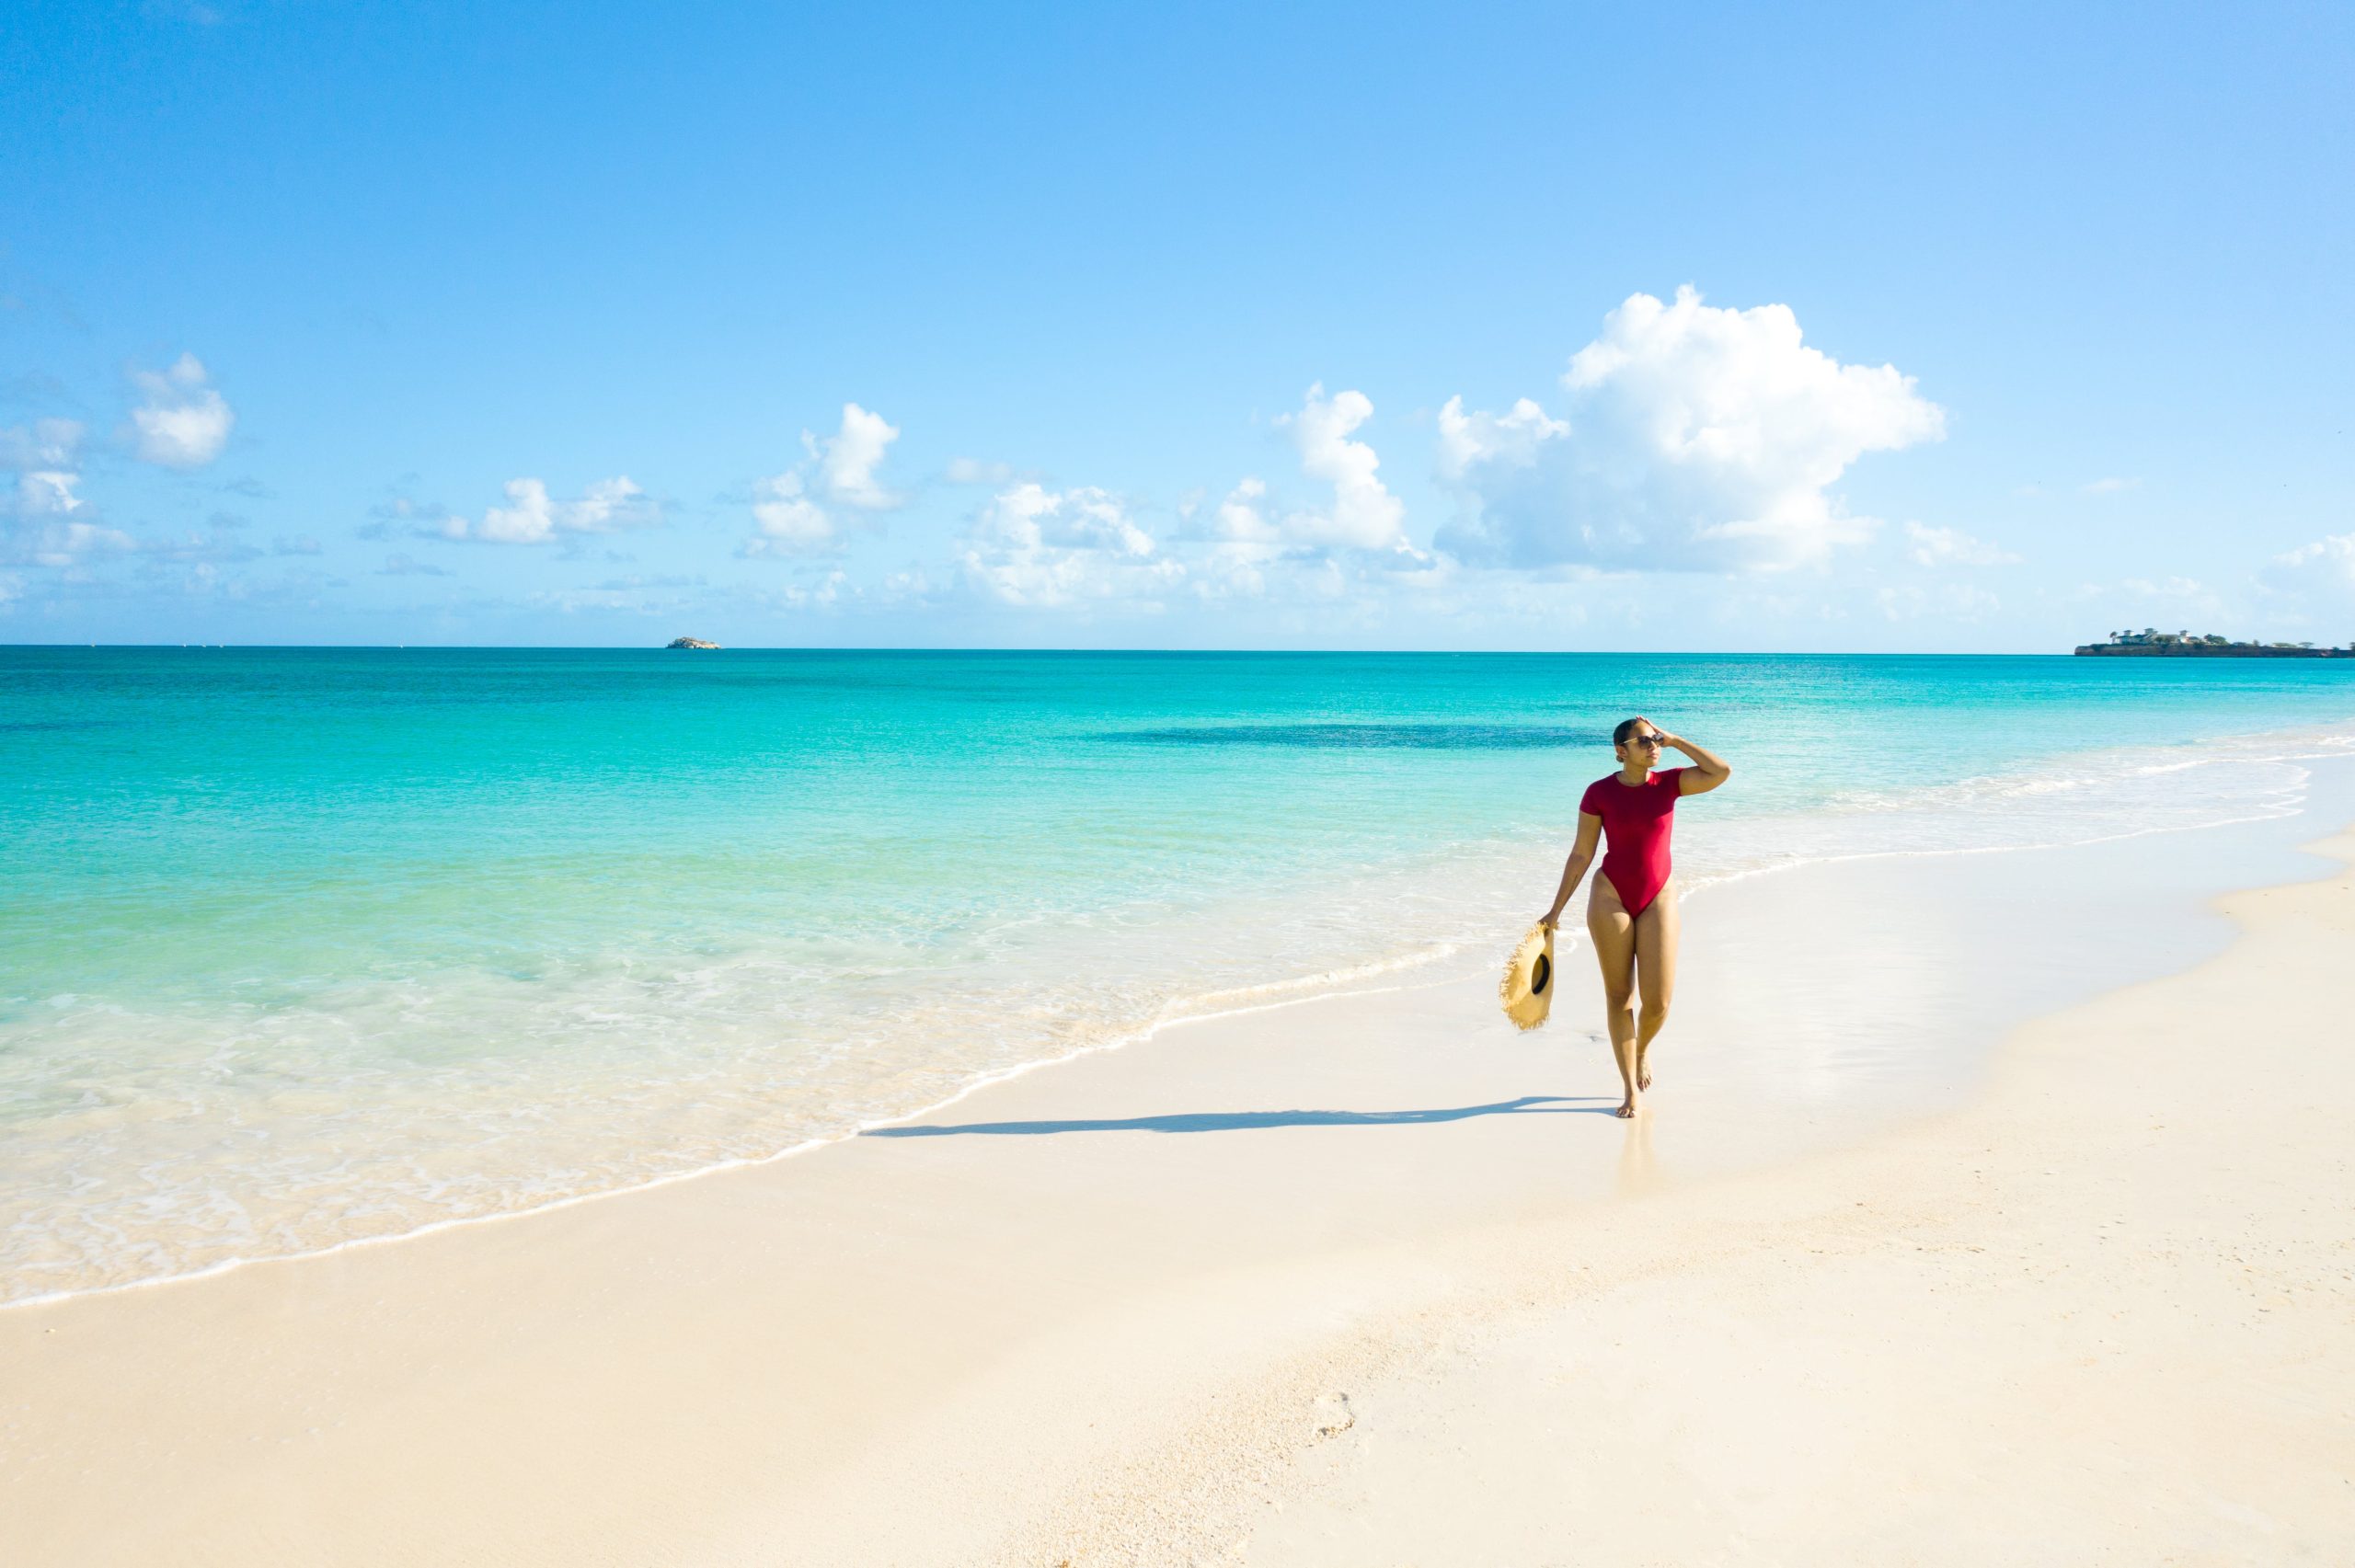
[864,1093,1616,1139]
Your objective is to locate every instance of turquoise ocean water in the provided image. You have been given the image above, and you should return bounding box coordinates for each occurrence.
[6,647,2355,1305]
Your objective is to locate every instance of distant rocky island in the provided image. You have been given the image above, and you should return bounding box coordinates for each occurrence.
[666,636,721,650]
[2076,628,2352,658]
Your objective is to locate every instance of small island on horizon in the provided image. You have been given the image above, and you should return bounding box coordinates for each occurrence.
[2075,628,2353,658]
[666,637,722,650]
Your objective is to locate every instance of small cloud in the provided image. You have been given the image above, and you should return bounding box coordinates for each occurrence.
[0,417,84,470]
[139,532,262,565]
[129,353,235,469]
[2265,532,2355,594]
[1197,389,1417,574]
[271,533,322,555]
[377,553,450,577]
[2,419,90,525]
[5,518,135,568]
[15,469,85,517]
[442,476,658,544]
[774,569,851,611]
[2070,575,2225,624]
[1212,476,1273,542]
[219,565,346,607]
[960,482,1181,607]
[2081,476,2139,495]
[743,402,905,555]
[1276,383,1409,552]
[944,457,1014,486]
[743,471,833,556]
[360,494,456,541]
[1903,521,2020,567]
[810,403,903,510]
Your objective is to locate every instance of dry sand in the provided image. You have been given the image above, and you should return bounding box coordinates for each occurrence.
[1179,835,2355,1568]
[4,815,2351,1565]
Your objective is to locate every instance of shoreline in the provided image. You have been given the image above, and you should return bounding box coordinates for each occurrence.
[0,958,1472,1316]
[10,729,2349,1315]
[6,772,2355,1562]
[1120,829,2355,1564]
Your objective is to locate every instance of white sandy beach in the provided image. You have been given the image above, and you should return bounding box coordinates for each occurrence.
[15,6,2355,1562]
[6,789,2354,1565]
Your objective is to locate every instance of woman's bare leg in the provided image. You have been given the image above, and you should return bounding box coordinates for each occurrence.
[1586,872,1641,1117]
[1632,878,1679,1091]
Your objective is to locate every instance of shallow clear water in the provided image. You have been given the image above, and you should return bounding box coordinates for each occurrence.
[5,647,2354,1302]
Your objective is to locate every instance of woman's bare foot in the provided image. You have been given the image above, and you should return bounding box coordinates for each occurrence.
[1614,1093,1641,1118]
[1637,1062,1653,1091]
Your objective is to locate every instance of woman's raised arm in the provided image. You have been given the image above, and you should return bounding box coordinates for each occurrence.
[1660,730,1731,795]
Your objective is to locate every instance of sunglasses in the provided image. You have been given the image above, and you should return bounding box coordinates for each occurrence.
[1626,733,1664,748]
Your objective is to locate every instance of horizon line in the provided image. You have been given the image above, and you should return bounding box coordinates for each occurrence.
[0,642,2128,658]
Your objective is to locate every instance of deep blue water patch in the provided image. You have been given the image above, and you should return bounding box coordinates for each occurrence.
[1100,723,1597,750]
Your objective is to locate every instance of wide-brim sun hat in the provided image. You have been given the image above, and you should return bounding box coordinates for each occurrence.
[1499,922,1557,1031]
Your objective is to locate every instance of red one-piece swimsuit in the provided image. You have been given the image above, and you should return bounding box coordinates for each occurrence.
[1579,767,1686,917]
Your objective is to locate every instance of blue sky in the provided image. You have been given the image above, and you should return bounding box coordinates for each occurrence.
[4,0,2350,650]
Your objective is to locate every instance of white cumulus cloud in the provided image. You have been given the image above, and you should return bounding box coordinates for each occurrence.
[960,482,1182,608]
[743,403,904,555]
[443,476,655,544]
[1,417,85,471]
[1436,396,1565,481]
[810,402,902,510]
[6,518,136,568]
[1189,541,1281,599]
[2267,532,2355,593]
[1186,479,1286,596]
[2,418,113,567]
[744,471,834,555]
[1436,287,1946,571]
[1204,387,1411,562]
[130,353,235,468]
[1211,476,1274,542]
[1275,384,1408,551]
[4,418,91,532]
[17,470,85,516]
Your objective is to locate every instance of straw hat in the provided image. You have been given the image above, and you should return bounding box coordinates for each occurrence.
[1499,922,1557,1031]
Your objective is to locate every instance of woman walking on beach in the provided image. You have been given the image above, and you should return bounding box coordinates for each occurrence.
[1539,718,1731,1117]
